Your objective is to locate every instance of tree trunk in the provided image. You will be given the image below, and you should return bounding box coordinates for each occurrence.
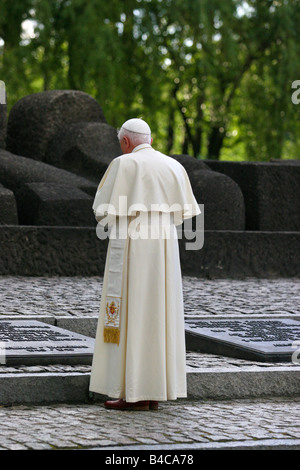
[166,101,175,155]
[207,126,226,159]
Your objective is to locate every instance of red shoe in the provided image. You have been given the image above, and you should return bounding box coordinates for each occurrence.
[104,399,150,411]
[150,401,159,410]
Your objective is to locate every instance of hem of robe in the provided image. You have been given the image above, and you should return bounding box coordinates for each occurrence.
[89,386,187,402]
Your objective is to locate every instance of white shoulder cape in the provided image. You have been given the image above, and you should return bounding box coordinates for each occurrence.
[92,146,200,225]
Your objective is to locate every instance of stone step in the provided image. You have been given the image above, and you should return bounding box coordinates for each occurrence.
[0,356,299,406]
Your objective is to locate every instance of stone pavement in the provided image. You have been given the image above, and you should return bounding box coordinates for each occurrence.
[0,276,299,318]
[0,397,299,451]
[0,276,299,451]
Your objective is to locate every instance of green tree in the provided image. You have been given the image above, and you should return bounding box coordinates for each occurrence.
[234,0,300,160]
[0,0,299,160]
[137,0,300,159]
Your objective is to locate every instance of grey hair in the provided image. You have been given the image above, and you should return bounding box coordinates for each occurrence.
[117,127,151,146]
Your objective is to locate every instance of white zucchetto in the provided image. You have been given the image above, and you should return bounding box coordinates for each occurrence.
[121,118,151,135]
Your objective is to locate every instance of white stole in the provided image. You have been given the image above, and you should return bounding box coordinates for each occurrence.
[103,219,128,345]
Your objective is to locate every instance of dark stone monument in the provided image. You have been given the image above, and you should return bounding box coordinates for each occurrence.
[204,160,300,231]
[15,182,95,226]
[172,155,246,230]
[185,317,300,362]
[0,320,95,366]
[191,170,245,230]
[0,184,18,225]
[45,121,121,182]
[6,90,107,161]
[0,149,96,195]
[171,154,211,172]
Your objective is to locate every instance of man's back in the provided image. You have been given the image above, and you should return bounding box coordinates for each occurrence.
[96,144,199,224]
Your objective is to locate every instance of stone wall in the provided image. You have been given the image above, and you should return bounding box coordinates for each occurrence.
[0,226,298,278]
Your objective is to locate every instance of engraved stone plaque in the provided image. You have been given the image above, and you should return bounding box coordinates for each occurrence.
[0,320,95,366]
[185,318,300,362]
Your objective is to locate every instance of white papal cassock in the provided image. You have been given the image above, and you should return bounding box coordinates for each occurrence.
[89,144,200,402]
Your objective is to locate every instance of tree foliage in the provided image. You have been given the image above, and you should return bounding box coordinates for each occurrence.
[0,0,299,160]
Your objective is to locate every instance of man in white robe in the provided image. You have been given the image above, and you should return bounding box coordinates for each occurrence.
[89,118,200,410]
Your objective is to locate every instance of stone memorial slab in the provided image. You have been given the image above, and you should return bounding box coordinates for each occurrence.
[0,320,95,366]
[185,318,300,362]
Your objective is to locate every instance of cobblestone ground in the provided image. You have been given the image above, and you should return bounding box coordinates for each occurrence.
[0,397,299,450]
[0,276,299,451]
[0,276,299,318]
